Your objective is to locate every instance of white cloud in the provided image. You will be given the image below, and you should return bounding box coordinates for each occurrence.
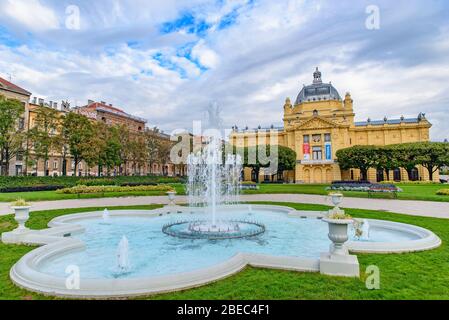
[191,40,220,69]
[2,0,59,32]
[0,0,448,141]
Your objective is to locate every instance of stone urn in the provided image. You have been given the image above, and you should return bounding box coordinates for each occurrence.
[167,191,177,206]
[330,193,343,210]
[322,218,353,256]
[11,206,31,233]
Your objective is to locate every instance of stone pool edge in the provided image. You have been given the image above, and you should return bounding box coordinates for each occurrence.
[3,204,442,299]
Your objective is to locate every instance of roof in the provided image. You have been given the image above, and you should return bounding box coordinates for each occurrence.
[0,76,31,96]
[355,115,426,127]
[295,68,341,105]
[82,101,147,123]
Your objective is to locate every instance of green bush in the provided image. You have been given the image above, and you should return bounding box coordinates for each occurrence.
[56,184,175,194]
[436,189,449,196]
[380,181,440,185]
[0,175,185,189]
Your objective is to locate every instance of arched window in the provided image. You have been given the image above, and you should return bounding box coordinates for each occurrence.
[313,109,319,116]
[376,169,385,182]
[393,168,402,181]
[410,168,419,181]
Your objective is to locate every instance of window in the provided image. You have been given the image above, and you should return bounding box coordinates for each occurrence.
[16,151,23,161]
[376,169,385,182]
[53,161,58,170]
[393,168,402,181]
[312,147,322,160]
[303,135,310,143]
[313,109,319,116]
[18,118,25,130]
[324,133,331,142]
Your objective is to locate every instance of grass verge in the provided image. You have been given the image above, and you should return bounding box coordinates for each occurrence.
[0,202,448,300]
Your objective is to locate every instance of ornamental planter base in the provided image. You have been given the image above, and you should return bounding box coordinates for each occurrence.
[320,252,360,278]
[2,229,34,244]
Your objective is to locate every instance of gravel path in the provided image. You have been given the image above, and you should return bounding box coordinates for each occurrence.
[1,194,449,219]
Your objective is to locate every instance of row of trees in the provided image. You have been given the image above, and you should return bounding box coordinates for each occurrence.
[232,145,297,182]
[0,96,174,176]
[336,143,449,181]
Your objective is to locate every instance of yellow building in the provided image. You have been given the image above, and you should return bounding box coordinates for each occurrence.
[231,68,436,183]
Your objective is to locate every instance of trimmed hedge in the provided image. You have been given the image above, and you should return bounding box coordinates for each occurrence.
[0,175,185,189]
[56,184,174,194]
[0,185,64,193]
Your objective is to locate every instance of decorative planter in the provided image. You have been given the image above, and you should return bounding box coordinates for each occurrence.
[167,191,177,206]
[322,218,353,256]
[330,193,343,209]
[11,206,31,233]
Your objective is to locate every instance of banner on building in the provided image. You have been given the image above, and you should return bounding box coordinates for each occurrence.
[303,143,310,160]
[325,142,332,160]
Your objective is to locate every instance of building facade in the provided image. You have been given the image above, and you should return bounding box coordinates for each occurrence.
[0,77,31,176]
[0,76,181,177]
[231,68,436,183]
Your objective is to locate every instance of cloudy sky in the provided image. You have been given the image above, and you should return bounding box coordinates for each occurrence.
[0,0,448,140]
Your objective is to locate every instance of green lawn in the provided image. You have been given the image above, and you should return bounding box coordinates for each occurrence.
[244,183,449,202]
[1,202,448,300]
[0,183,447,203]
[0,184,186,202]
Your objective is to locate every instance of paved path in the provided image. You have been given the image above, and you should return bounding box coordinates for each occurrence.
[1,194,449,219]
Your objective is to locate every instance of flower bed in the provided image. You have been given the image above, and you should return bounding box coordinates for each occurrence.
[328,182,401,193]
[56,184,174,194]
[239,182,259,190]
[436,189,449,196]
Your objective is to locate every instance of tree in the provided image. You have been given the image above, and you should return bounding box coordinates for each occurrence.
[413,142,449,181]
[336,145,377,181]
[145,127,161,174]
[157,139,173,176]
[371,146,398,181]
[63,112,95,175]
[92,123,122,176]
[117,124,132,175]
[129,132,147,175]
[0,95,25,176]
[27,106,61,176]
[391,143,420,181]
[234,144,280,183]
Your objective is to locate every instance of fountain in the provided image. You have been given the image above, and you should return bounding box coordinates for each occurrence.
[116,236,130,272]
[163,106,266,240]
[102,208,110,221]
[362,219,370,240]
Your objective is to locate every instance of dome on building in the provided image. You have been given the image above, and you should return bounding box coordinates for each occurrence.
[295,68,341,105]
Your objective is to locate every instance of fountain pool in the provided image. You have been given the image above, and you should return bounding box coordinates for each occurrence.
[7,204,440,298]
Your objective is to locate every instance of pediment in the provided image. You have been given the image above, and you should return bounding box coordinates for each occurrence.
[296,116,338,130]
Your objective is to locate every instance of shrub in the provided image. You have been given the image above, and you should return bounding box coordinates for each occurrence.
[327,182,401,193]
[76,178,115,186]
[0,185,64,193]
[381,181,440,185]
[436,189,449,196]
[11,198,30,207]
[56,184,174,194]
[0,175,183,189]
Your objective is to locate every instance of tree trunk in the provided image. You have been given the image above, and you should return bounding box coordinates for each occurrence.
[4,147,10,176]
[385,169,390,181]
[360,168,368,182]
[426,165,434,182]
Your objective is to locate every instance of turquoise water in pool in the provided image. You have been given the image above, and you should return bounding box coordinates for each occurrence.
[40,210,417,279]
